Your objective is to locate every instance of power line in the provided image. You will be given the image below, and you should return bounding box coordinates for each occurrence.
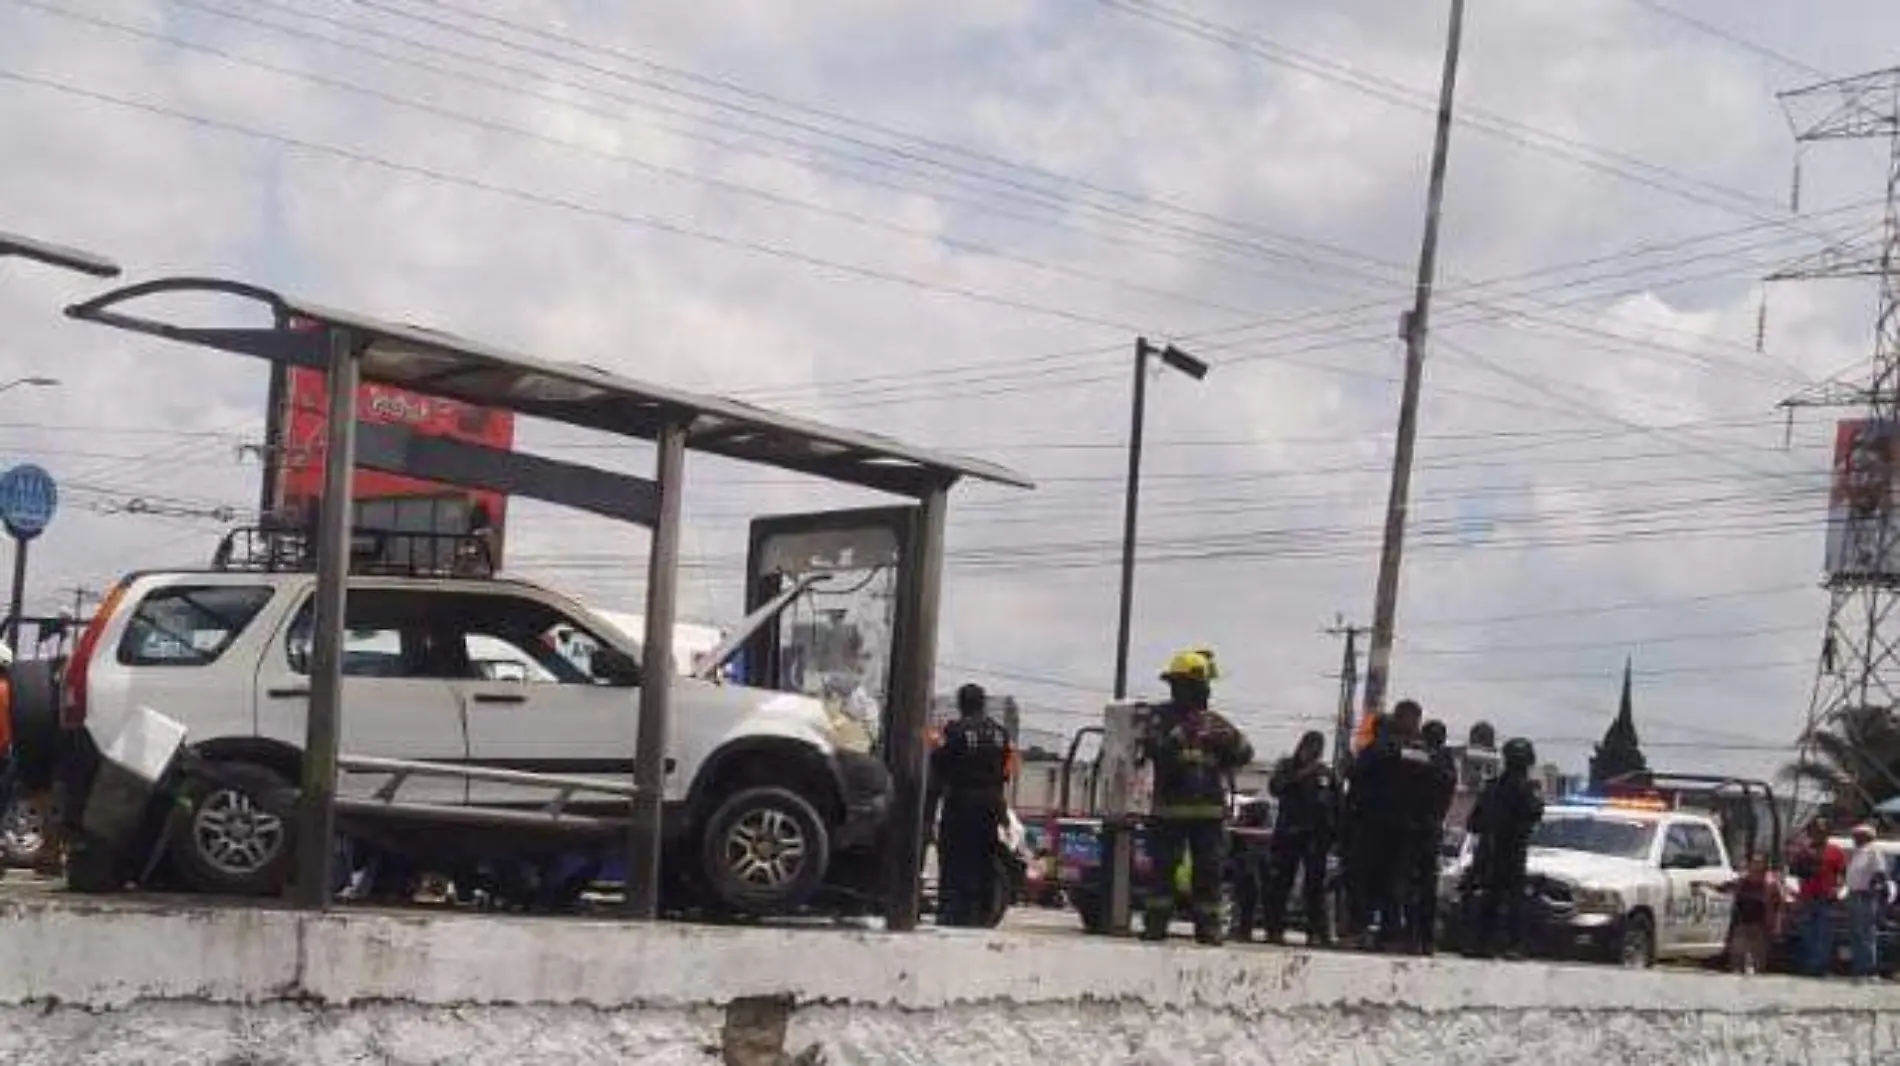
[1624,0,1832,79]
[1098,0,1791,219]
[0,67,1164,336]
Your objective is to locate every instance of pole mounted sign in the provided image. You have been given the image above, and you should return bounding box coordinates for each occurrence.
[1,462,57,650]
[0,463,58,540]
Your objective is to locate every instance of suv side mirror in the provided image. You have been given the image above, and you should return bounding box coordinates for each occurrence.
[591,646,640,687]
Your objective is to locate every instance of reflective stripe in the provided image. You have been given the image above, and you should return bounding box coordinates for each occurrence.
[1154,804,1224,819]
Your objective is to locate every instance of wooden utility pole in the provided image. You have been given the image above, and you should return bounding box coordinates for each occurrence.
[1363,0,1467,719]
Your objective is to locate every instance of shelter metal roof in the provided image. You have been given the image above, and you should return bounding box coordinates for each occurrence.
[66,277,1032,498]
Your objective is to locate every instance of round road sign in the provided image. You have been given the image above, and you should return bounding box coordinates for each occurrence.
[0,464,58,540]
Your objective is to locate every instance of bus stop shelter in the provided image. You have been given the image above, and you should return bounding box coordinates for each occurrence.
[63,275,1031,930]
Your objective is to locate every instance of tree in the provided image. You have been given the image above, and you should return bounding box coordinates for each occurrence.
[1780,704,1900,820]
[1589,658,1648,789]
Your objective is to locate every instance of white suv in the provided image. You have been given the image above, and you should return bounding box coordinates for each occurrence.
[44,566,891,914]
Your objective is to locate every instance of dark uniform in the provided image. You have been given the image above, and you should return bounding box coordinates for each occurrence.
[1227,798,1274,943]
[1139,652,1252,945]
[1463,738,1544,958]
[1347,725,1406,947]
[1399,724,1459,954]
[928,684,1013,927]
[1262,732,1337,945]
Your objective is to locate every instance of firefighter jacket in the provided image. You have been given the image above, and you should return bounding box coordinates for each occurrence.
[1138,703,1254,821]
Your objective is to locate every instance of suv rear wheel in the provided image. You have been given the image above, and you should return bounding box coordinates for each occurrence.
[168,761,296,896]
[701,786,830,915]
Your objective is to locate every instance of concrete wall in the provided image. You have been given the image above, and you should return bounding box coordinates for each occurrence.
[2,894,1895,1065]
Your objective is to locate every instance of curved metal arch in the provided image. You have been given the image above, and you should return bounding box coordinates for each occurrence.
[66,277,319,366]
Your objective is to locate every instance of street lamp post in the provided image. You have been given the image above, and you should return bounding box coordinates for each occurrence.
[1113,337,1208,700]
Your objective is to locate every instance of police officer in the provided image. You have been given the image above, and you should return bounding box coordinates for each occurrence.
[1463,737,1544,958]
[1351,700,1422,950]
[1402,719,1459,955]
[1262,730,1337,946]
[926,682,1013,927]
[1138,649,1253,946]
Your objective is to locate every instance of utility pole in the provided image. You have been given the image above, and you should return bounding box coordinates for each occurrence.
[1362,0,1467,720]
[1326,618,1365,771]
[1771,68,1900,815]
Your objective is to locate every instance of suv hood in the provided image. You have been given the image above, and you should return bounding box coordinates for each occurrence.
[1528,848,1651,888]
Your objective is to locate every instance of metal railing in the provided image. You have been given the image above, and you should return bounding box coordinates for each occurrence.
[333,754,638,836]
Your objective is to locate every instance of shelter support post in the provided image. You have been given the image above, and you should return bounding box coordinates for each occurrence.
[626,421,688,919]
[293,326,359,910]
[883,482,949,932]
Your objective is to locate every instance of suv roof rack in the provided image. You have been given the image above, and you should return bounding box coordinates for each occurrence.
[210,524,496,579]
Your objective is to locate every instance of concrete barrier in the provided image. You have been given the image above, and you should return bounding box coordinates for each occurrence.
[1,892,1895,1064]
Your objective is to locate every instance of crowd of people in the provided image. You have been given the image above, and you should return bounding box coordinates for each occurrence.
[1104,646,1546,954]
[926,647,1892,977]
[1218,696,1545,957]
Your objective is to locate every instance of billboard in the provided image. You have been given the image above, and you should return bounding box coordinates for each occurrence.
[273,367,517,565]
[1826,419,1899,579]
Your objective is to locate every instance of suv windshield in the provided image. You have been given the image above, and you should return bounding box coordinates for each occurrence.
[1529,815,1656,860]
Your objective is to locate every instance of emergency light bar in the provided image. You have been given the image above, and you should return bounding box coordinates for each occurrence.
[1562,793,1669,813]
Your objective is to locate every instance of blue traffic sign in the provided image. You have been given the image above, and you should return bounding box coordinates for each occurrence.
[0,463,58,539]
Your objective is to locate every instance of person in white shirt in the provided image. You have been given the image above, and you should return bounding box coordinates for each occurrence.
[1843,824,1888,979]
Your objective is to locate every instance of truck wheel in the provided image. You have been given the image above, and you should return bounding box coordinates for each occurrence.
[167,761,296,897]
[1617,914,1656,969]
[701,786,829,915]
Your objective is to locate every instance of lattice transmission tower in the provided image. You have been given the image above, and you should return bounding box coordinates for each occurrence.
[1773,67,1900,803]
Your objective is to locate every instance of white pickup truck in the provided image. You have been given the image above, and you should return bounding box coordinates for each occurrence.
[26,565,891,915]
[1446,799,1735,967]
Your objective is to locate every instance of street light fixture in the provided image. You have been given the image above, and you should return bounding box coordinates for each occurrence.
[0,233,121,278]
[1113,337,1208,700]
[0,377,58,395]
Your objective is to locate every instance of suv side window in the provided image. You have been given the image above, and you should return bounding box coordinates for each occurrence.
[1681,824,1725,870]
[285,589,460,679]
[443,593,616,686]
[1661,824,1696,868]
[117,585,274,666]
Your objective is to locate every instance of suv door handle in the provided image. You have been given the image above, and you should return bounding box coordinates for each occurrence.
[471,692,528,705]
[267,686,310,699]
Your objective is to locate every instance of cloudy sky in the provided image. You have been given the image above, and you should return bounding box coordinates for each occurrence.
[4,0,1899,780]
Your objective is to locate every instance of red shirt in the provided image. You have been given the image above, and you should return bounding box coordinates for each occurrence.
[1795,841,1848,901]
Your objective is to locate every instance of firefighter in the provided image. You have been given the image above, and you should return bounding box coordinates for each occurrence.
[1262,730,1337,946]
[1138,649,1253,946]
[926,682,1013,927]
[1462,737,1544,958]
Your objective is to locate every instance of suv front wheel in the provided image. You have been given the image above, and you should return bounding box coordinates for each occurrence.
[701,786,830,915]
[167,761,296,897]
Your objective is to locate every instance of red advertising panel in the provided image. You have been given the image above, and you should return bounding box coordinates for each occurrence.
[276,366,516,564]
[1826,419,1899,579]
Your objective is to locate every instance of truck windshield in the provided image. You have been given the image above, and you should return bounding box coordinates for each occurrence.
[1529,815,1655,860]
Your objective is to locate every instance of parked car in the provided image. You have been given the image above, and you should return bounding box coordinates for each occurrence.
[10,543,892,917]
